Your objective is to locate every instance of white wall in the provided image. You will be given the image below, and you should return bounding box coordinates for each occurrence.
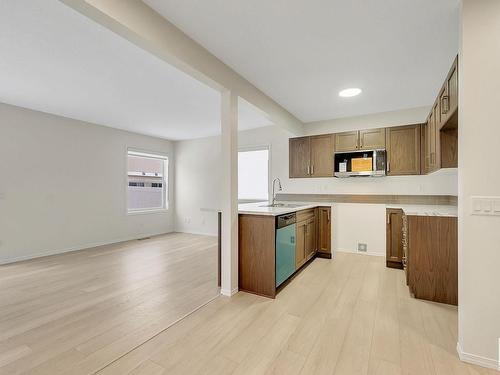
[175,108,458,256]
[458,0,500,368]
[174,135,222,235]
[0,102,175,264]
[304,106,430,135]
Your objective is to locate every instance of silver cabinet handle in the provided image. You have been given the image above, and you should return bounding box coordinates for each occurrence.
[441,96,449,114]
[387,161,390,173]
[307,165,310,175]
[311,165,314,175]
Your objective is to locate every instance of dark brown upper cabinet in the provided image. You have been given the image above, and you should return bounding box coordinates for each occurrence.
[438,57,458,129]
[335,128,386,152]
[386,125,421,175]
[289,134,334,178]
[359,128,386,150]
[310,134,335,177]
[334,131,359,152]
[289,137,310,178]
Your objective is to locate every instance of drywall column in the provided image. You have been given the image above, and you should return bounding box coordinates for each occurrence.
[458,0,500,369]
[220,90,238,296]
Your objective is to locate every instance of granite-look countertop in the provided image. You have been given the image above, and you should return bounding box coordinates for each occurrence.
[386,204,457,217]
[238,202,320,216]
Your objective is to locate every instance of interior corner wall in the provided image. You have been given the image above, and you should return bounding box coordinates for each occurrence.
[0,102,175,264]
[458,0,500,367]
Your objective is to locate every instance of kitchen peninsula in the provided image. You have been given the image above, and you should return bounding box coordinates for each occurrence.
[238,202,331,298]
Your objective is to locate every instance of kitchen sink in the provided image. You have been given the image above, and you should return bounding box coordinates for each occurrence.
[259,203,304,208]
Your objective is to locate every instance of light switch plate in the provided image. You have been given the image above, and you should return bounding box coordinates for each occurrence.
[471,196,500,216]
[494,200,500,213]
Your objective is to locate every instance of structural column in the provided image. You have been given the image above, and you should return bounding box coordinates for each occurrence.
[458,0,500,369]
[220,90,238,296]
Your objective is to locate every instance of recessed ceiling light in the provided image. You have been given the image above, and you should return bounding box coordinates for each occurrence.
[339,88,362,98]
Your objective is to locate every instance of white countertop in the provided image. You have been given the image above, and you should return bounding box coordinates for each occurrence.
[386,204,457,217]
[238,202,320,216]
[239,201,457,217]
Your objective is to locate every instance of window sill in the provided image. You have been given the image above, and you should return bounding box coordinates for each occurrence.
[127,208,169,216]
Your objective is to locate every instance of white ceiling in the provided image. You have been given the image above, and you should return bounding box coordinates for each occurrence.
[145,0,460,123]
[0,1,272,141]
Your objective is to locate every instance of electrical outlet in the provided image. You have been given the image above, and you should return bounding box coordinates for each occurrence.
[358,243,367,252]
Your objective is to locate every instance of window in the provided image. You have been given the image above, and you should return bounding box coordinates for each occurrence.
[127,149,168,212]
[238,147,270,202]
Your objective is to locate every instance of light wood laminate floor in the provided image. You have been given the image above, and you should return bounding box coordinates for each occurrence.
[96,252,498,375]
[0,233,219,375]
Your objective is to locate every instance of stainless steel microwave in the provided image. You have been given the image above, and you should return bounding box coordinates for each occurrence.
[334,149,386,177]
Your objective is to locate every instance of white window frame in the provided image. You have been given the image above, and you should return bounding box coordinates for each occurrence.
[238,145,271,203]
[126,148,169,214]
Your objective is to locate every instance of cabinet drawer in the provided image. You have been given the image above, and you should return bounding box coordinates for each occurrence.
[296,208,315,222]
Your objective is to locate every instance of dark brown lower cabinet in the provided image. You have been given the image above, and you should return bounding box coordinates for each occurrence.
[407,215,458,305]
[386,208,404,268]
[317,207,332,258]
[305,217,317,260]
[238,214,276,298]
[239,206,332,299]
[295,220,307,269]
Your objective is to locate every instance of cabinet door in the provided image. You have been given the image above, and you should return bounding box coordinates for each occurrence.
[359,128,386,150]
[295,221,306,269]
[386,209,404,268]
[289,137,310,178]
[310,134,334,177]
[447,59,458,117]
[440,58,458,127]
[421,121,428,174]
[335,131,359,152]
[438,84,449,128]
[386,125,421,175]
[317,207,331,254]
[428,105,438,172]
[433,103,441,170]
[305,218,316,260]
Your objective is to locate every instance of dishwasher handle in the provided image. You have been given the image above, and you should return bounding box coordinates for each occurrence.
[277,213,296,228]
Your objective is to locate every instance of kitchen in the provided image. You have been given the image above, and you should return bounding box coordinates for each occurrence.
[1,0,499,373]
[237,57,458,303]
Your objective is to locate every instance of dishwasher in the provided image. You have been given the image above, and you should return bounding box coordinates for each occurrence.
[276,213,296,287]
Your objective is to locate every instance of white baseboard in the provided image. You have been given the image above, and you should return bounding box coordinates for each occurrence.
[0,230,174,265]
[221,287,239,297]
[335,248,385,257]
[457,342,499,371]
[174,229,218,237]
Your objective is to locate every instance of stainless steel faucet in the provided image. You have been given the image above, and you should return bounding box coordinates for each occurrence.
[271,178,283,206]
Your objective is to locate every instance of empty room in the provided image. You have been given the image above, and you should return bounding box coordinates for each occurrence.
[0,1,499,374]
